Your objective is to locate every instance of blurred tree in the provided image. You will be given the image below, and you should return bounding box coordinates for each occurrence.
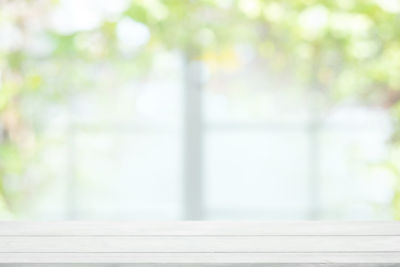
[1,0,400,218]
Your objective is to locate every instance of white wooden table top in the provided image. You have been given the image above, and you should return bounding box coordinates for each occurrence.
[0,221,399,265]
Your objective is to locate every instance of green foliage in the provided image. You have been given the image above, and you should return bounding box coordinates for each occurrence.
[1,0,400,218]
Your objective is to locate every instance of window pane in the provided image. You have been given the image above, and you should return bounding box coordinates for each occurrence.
[205,131,309,219]
[320,107,392,219]
[73,131,181,219]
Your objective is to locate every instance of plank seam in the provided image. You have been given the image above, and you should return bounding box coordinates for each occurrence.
[1,234,399,237]
[2,251,400,253]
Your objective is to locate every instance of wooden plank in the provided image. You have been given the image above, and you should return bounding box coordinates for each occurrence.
[0,252,400,264]
[0,236,399,253]
[0,221,399,236]
[0,222,399,264]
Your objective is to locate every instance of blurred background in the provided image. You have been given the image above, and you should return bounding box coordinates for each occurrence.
[0,0,399,220]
